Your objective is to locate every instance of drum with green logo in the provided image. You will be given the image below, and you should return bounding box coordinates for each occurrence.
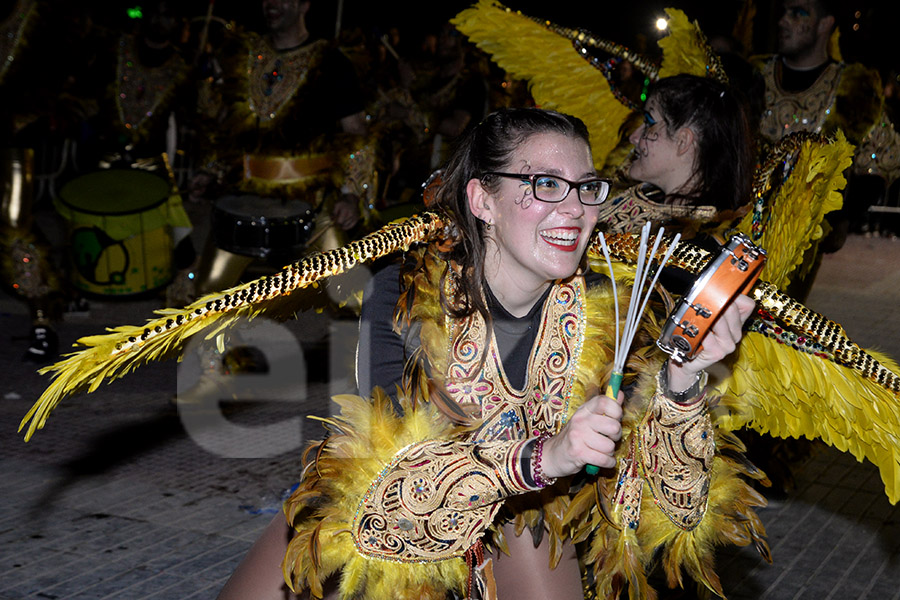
[56,170,176,296]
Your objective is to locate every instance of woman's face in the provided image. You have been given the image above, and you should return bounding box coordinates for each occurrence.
[474,131,601,293]
[627,97,693,194]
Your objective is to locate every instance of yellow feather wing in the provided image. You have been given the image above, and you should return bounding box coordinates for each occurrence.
[451,0,632,171]
[657,8,725,80]
[714,333,900,504]
[736,131,854,289]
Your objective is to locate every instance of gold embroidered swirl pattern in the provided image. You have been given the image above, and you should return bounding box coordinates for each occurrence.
[445,278,586,440]
[637,387,714,530]
[353,439,529,562]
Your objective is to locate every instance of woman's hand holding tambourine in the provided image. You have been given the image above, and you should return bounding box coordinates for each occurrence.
[666,294,756,393]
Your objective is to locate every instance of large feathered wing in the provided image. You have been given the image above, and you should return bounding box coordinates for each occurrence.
[715,331,900,504]
[451,0,632,171]
[19,213,448,441]
[735,131,854,289]
[657,7,727,81]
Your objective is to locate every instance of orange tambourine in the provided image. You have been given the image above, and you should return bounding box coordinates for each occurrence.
[657,233,766,363]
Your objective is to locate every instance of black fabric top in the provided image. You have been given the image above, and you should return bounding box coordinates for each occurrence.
[356,260,606,398]
[778,58,836,94]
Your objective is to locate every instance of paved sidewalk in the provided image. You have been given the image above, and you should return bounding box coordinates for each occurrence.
[1,234,899,599]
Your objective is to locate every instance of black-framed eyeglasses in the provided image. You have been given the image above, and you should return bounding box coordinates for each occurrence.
[482,172,611,206]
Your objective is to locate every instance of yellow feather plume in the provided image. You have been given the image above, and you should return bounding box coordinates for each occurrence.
[19,213,447,441]
[657,8,727,83]
[735,131,854,289]
[451,0,632,170]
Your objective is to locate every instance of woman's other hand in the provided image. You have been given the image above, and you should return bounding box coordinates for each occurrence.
[538,390,625,478]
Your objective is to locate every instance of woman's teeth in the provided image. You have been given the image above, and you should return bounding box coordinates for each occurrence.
[540,228,579,249]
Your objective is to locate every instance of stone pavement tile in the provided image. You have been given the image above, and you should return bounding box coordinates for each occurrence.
[89,571,188,600]
[0,551,85,595]
[737,564,788,598]
[140,575,216,600]
[163,495,250,529]
[0,531,76,577]
[40,515,149,556]
[4,558,111,599]
[167,539,249,584]
[126,490,215,523]
[217,514,273,542]
[56,565,162,600]
[184,582,225,600]
[718,548,770,598]
[140,532,227,574]
[175,511,260,538]
[197,547,249,582]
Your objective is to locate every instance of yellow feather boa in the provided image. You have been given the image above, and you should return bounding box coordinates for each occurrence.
[284,392,467,599]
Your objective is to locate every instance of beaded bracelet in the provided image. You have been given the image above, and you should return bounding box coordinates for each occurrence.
[532,433,557,488]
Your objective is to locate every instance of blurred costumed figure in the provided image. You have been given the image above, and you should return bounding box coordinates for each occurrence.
[1,0,73,361]
[185,0,377,303]
[750,0,900,300]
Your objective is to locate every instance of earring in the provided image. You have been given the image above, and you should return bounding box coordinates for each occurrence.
[485,221,492,231]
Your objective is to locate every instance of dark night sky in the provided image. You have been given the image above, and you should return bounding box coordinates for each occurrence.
[100,1,900,75]
[301,0,900,75]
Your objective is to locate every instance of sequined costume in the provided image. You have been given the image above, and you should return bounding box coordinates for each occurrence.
[1,0,63,360]
[190,28,377,296]
[755,57,900,184]
[599,182,717,235]
[282,244,766,599]
[19,211,900,598]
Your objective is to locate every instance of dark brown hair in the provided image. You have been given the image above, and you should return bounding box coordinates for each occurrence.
[647,74,754,212]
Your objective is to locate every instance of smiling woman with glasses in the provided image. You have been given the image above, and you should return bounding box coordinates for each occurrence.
[221,107,752,600]
[481,172,611,205]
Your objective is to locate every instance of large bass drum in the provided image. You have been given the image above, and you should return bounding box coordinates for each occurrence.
[658,233,767,362]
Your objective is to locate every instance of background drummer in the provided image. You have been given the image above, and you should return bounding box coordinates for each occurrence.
[184,0,375,300]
